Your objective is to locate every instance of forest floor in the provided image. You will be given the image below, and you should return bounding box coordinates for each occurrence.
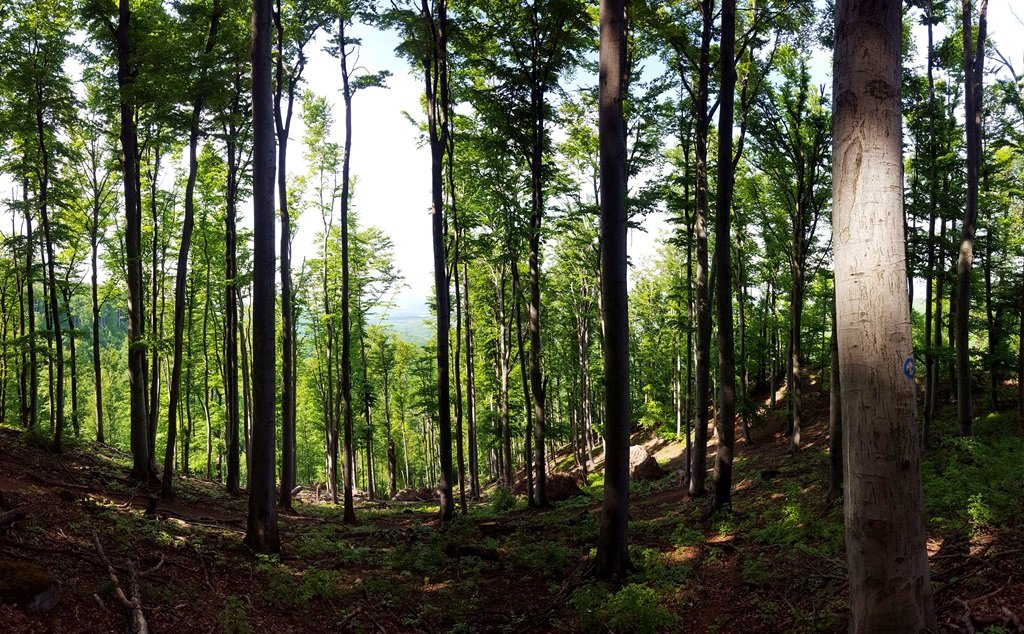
[0,377,1022,633]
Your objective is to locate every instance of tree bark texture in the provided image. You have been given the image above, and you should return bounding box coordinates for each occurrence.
[595,0,630,580]
[833,1,936,629]
[244,0,280,554]
[956,0,988,436]
[711,0,737,514]
[117,0,151,481]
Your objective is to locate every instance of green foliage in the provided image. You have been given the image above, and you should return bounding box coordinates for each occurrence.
[671,524,706,547]
[741,557,771,587]
[631,546,692,588]
[218,595,253,634]
[922,413,1024,535]
[256,561,343,608]
[571,583,676,634]
[489,487,518,514]
[508,541,573,577]
[294,526,371,564]
[386,533,447,574]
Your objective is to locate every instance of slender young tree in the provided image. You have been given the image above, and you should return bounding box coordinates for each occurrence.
[594,0,630,580]
[245,0,280,554]
[833,0,936,629]
[955,0,988,437]
[163,0,223,499]
[689,0,713,497]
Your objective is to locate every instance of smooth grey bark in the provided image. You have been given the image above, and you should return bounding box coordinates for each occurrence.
[833,0,936,629]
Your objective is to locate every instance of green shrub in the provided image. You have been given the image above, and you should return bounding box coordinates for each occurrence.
[257,562,342,608]
[490,487,518,514]
[572,583,675,634]
[509,541,573,577]
[218,595,252,634]
[922,418,1023,535]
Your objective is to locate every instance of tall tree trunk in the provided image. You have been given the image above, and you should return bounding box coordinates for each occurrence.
[527,101,548,508]
[43,269,54,432]
[35,98,65,452]
[355,309,376,500]
[689,0,713,498]
[496,270,513,486]
[789,221,804,450]
[423,0,456,521]
[163,4,220,492]
[202,232,214,481]
[62,281,79,437]
[956,0,988,436]
[512,263,535,505]
[117,0,151,481]
[17,211,29,431]
[225,132,242,497]
[147,143,162,475]
[711,0,737,513]
[464,263,480,499]
[91,198,104,444]
[828,294,842,501]
[735,234,751,445]
[595,0,630,579]
[1018,292,1023,426]
[239,289,253,485]
[381,352,396,497]
[934,215,947,410]
[274,0,301,512]
[983,234,997,411]
[244,0,280,554]
[833,1,936,628]
[923,0,938,446]
[339,16,357,524]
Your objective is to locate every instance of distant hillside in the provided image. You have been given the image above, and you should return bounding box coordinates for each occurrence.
[374,298,433,346]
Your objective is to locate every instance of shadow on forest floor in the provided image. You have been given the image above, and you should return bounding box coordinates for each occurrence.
[0,379,1021,633]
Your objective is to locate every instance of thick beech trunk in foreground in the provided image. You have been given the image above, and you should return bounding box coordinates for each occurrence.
[833,0,935,629]
[595,0,630,580]
[245,0,280,554]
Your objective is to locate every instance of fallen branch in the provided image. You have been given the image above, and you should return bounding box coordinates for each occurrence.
[93,534,154,634]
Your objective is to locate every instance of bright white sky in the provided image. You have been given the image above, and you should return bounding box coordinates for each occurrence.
[3,3,1023,317]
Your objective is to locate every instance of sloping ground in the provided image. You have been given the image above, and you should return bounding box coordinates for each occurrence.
[0,378,1021,633]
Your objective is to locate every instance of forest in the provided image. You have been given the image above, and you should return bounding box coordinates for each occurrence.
[0,0,1022,631]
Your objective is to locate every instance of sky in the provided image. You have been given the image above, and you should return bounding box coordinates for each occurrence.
[3,3,1024,320]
